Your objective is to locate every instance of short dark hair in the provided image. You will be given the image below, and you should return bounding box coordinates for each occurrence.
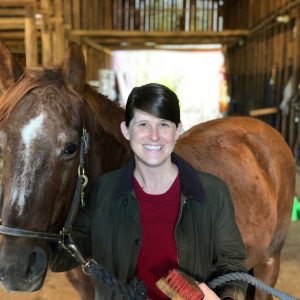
[125,83,181,127]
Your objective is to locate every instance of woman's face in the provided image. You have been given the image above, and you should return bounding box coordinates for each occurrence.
[121,109,182,168]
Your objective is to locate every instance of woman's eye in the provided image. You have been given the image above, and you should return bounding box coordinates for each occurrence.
[160,122,170,127]
[61,144,78,157]
[138,122,148,127]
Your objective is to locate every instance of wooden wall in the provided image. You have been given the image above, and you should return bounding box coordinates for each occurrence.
[63,0,225,32]
[224,0,300,146]
[1,0,300,144]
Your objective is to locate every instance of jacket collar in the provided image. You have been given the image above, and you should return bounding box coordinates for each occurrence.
[114,152,206,202]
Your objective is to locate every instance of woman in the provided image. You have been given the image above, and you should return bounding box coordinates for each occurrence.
[54,83,247,299]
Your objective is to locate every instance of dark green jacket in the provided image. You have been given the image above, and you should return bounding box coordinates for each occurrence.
[51,153,247,299]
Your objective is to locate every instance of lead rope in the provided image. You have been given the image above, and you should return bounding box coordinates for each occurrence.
[64,237,148,300]
[208,272,299,300]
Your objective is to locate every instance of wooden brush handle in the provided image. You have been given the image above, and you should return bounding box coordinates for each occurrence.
[156,277,204,300]
[156,278,186,300]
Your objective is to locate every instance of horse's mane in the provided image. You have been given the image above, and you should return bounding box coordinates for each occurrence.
[0,67,127,147]
[0,67,65,123]
[83,84,127,146]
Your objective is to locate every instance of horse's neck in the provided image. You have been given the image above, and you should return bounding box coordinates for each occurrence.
[84,90,130,185]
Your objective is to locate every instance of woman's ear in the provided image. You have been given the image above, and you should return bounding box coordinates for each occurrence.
[120,122,130,140]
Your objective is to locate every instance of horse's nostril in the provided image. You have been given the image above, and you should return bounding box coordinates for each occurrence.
[26,248,47,280]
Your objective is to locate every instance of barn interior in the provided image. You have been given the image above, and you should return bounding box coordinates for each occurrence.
[0,0,300,299]
[1,0,300,143]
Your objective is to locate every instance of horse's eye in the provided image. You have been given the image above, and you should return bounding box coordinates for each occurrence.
[61,144,78,157]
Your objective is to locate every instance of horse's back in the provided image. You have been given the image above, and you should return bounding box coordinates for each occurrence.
[175,117,295,268]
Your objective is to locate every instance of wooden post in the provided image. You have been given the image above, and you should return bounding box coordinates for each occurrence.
[41,0,52,66]
[53,0,65,64]
[25,3,38,67]
[72,0,81,29]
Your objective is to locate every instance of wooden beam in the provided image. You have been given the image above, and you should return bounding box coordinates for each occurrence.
[0,18,24,29]
[83,37,112,56]
[25,3,37,67]
[249,107,278,117]
[69,29,249,47]
[0,31,40,40]
[250,0,300,34]
[53,0,65,64]
[0,31,24,39]
[72,0,80,29]
[70,29,250,38]
[41,0,52,66]
[0,8,25,16]
[0,0,34,5]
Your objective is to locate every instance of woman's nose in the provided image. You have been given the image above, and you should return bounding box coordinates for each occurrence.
[149,126,159,141]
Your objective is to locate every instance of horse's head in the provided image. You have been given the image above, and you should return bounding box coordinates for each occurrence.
[0,42,88,291]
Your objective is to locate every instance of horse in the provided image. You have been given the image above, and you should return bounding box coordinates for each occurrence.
[0,42,295,300]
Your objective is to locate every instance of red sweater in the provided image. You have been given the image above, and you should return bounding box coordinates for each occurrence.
[134,175,180,299]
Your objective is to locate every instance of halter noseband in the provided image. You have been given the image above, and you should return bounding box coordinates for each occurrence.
[0,128,90,244]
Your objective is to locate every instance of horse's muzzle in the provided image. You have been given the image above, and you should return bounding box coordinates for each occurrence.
[0,244,48,292]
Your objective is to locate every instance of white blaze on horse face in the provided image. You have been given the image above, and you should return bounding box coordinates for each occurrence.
[11,113,46,215]
[22,114,45,149]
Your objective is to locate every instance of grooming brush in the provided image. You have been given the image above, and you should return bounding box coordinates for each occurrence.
[156,269,204,300]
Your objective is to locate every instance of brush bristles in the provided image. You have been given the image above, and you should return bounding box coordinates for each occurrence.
[156,269,204,300]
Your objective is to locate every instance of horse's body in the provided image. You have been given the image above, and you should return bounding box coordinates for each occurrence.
[0,42,295,300]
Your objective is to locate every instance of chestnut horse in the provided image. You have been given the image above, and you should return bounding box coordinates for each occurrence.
[0,42,295,300]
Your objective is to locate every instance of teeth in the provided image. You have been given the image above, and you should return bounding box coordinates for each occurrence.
[144,145,162,150]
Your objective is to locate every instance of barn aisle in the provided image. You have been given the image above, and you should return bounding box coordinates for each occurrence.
[274,169,300,299]
[275,221,300,299]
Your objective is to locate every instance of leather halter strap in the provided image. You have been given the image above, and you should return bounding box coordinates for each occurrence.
[0,128,90,243]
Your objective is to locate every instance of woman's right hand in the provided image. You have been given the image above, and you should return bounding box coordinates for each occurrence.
[198,282,221,300]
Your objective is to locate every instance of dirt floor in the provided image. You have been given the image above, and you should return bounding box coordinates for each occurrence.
[0,221,299,299]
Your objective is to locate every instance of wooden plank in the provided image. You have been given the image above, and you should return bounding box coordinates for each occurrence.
[0,31,24,39]
[103,0,111,29]
[0,8,25,15]
[63,0,72,25]
[81,0,87,29]
[53,0,65,64]
[25,3,37,67]
[70,29,250,37]
[41,0,52,66]
[70,31,250,47]
[0,0,34,5]
[0,18,24,29]
[83,37,112,56]
[72,0,80,29]
[249,107,278,117]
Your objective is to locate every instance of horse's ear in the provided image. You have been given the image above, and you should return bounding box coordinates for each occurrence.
[0,42,24,91]
[60,42,86,93]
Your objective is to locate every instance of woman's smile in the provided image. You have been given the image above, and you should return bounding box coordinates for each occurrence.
[143,144,164,151]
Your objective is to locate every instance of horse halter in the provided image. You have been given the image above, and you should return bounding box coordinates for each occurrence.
[0,128,90,244]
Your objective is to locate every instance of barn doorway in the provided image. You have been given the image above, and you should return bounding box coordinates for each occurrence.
[113,47,227,130]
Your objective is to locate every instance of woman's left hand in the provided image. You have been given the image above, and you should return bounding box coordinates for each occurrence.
[198,282,221,300]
